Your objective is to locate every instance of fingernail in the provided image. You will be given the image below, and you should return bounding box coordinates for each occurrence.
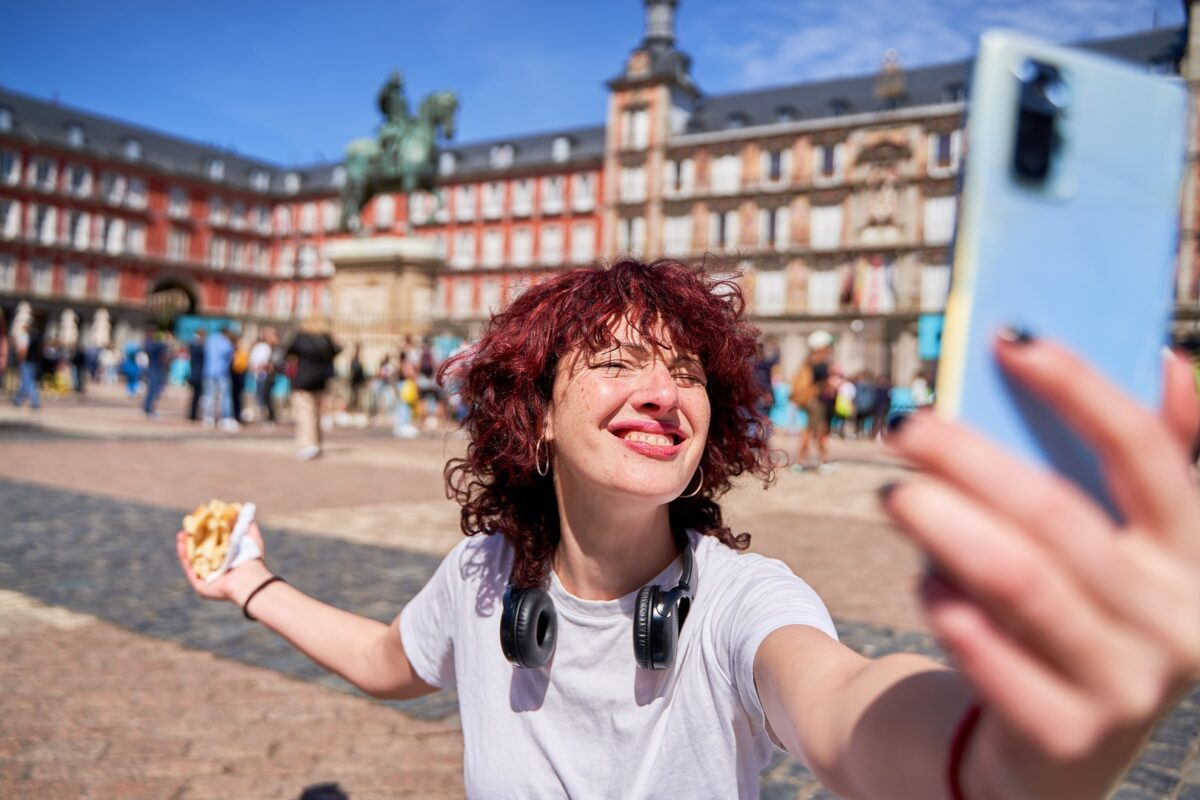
[878,481,901,503]
[885,413,910,437]
[997,325,1035,345]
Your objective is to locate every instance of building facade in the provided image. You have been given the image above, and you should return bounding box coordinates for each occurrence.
[1,0,1197,379]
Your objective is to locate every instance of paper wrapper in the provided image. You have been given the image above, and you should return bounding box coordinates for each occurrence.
[204,502,261,584]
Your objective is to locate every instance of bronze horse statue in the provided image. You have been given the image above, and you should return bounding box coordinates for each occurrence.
[340,88,458,233]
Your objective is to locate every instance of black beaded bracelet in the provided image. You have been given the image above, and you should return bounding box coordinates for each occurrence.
[242,575,286,621]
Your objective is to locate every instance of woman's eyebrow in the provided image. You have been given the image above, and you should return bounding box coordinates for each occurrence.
[613,342,703,368]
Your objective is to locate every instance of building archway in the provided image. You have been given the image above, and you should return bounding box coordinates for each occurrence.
[147,276,200,326]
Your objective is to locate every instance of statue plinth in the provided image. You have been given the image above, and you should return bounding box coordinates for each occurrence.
[325,236,443,369]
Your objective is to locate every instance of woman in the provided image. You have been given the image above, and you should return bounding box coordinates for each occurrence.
[178,260,1200,798]
[284,315,341,460]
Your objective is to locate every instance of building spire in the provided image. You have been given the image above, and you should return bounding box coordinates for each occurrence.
[643,0,678,49]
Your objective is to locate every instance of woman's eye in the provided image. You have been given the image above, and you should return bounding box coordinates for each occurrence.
[674,373,706,386]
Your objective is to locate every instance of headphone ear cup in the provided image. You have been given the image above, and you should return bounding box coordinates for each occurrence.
[501,586,558,668]
[633,585,658,670]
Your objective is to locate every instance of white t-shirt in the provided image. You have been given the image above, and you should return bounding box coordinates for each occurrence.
[248,341,272,373]
[399,531,837,799]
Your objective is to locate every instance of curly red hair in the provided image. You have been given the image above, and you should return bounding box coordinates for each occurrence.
[441,259,775,587]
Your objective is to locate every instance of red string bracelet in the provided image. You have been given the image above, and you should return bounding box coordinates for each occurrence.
[947,703,983,800]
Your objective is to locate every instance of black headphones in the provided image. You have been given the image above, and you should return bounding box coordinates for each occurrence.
[500,539,695,671]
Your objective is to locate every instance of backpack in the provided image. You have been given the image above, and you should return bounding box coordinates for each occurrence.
[790,364,818,406]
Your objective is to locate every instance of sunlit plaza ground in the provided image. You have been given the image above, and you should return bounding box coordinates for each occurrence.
[1,383,1197,799]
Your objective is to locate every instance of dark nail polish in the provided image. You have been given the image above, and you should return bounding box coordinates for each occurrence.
[885,413,910,437]
[877,481,900,503]
[997,325,1035,345]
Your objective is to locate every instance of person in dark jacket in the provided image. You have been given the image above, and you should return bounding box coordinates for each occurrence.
[187,329,206,422]
[285,316,341,460]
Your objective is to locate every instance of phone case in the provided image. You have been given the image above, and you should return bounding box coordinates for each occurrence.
[936,30,1187,516]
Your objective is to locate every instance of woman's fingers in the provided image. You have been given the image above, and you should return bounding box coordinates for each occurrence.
[176,530,219,599]
[1160,348,1200,455]
[992,335,1197,546]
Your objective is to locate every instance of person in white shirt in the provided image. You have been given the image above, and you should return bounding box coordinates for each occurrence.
[178,259,1200,799]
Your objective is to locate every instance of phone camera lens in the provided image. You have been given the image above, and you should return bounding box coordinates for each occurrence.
[1013,59,1063,183]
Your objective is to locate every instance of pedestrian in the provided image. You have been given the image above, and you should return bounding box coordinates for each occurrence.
[347,343,367,424]
[285,315,341,460]
[202,326,238,431]
[752,340,778,438]
[248,328,279,425]
[10,317,42,410]
[416,340,442,431]
[369,354,395,422]
[177,258,1200,799]
[832,368,856,439]
[393,350,419,439]
[871,375,893,440]
[790,329,835,473]
[69,343,87,397]
[0,308,9,399]
[910,370,933,408]
[186,329,206,422]
[230,333,250,424]
[853,372,878,439]
[142,324,170,419]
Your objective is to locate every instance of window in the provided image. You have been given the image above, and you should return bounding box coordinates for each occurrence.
[808,268,840,313]
[810,205,843,250]
[230,201,246,230]
[490,144,514,169]
[209,196,227,226]
[454,185,476,221]
[663,215,692,257]
[296,286,312,318]
[127,178,147,209]
[438,151,457,176]
[168,187,190,219]
[30,157,57,192]
[452,231,475,268]
[96,268,118,302]
[207,159,225,182]
[0,107,11,131]
[35,205,57,245]
[483,182,505,219]
[761,148,792,185]
[570,222,594,264]
[372,195,394,229]
[924,195,957,244]
[277,244,295,276]
[251,170,270,192]
[921,263,952,311]
[814,143,844,183]
[620,166,646,203]
[100,171,126,204]
[621,108,650,150]
[168,228,190,262]
[32,259,53,295]
[726,113,749,130]
[759,206,790,249]
[66,264,86,298]
[511,227,533,266]
[540,225,563,265]
[755,269,787,315]
[66,124,85,148]
[0,254,14,290]
[513,179,534,217]
[541,176,564,214]
[123,138,142,161]
[283,172,300,194]
[67,163,92,197]
[707,210,739,251]
[711,154,742,195]
[249,243,267,273]
[229,240,245,271]
[829,98,851,117]
[481,230,504,267]
[66,211,87,249]
[126,222,146,255]
[941,83,966,103]
[251,204,270,234]
[552,136,572,163]
[296,245,317,277]
[433,188,449,223]
[480,278,502,315]
[663,158,694,197]
[253,288,268,316]
[0,150,18,185]
[928,130,962,175]
[775,106,798,124]
[452,278,473,318]
[571,173,595,212]
[208,235,228,268]
[273,286,293,318]
[617,216,646,256]
[409,192,432,225]
[1,199,21,239]
[322,200,340,232]
[507,276,530,303]
[274,206,292,236]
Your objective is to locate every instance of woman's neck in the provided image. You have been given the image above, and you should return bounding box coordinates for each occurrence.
[551,479,680,601]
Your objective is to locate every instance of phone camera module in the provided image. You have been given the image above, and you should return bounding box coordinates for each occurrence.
[1013,59,1066,183]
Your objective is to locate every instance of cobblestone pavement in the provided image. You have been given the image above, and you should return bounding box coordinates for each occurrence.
[1,386,1198,799]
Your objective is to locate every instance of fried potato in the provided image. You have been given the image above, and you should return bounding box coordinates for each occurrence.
[183,499,242,578]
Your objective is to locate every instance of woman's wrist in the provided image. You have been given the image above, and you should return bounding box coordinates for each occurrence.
[226,559,272,607]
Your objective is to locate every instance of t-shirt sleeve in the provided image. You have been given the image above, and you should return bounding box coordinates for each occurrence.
[716,554,838,750]
[397,542,465,690]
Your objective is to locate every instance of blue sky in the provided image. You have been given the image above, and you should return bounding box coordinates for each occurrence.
[0,0,1185,166]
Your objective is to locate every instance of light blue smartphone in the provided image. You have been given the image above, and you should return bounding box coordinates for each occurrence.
[936,30,1187,517]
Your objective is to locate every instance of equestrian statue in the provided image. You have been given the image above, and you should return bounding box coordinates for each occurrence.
[340,71,458,233]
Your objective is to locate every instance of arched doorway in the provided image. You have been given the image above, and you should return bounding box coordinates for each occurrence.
[147,278,200,327]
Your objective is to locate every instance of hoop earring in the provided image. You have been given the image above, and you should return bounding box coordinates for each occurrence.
[535,436,550,477]
[680,466,703,498]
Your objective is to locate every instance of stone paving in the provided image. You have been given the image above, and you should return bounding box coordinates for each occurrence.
[1,385,1198,798]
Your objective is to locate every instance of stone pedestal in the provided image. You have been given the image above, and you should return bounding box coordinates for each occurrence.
[324,236,443,370]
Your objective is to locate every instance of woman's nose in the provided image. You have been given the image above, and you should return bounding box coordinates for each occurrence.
[632,362,679,411]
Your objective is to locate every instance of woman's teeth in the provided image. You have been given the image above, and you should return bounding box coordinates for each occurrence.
[621,431,674,446]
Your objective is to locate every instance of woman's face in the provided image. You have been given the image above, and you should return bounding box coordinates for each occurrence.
[546,321,710,505]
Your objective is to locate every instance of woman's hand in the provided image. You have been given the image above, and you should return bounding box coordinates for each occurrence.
[176,520,272,608]
[883,335,1200,799]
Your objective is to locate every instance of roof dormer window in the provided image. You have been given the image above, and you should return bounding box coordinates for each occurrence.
[439,151,457,176]
[829,98,851,117]
[490,144,514,169]
[552,136,572,163]
[774,106,798,123]
[250,170,270,192]
[207,158,225,182]
[66,123,85,148]
[941,83,966,103]
[123,138,142,161]
[0,107,11,132]
[726,113,750,130]
[284,172,301,194]
[331,166,346,188]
